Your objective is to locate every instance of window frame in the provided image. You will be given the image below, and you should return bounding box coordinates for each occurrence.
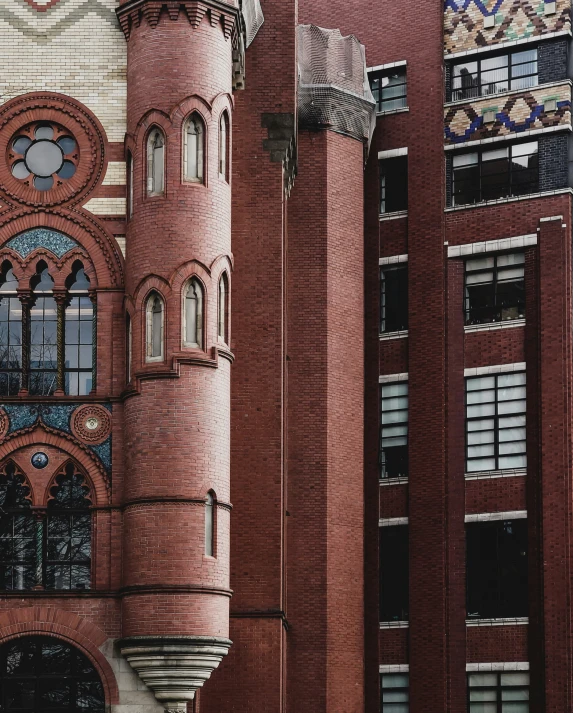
[465,370,527,473]
[146,292,165,363]
[183,277,204,349]
[379,524,409,622]
[467,669,530,713]
[205,491,216,558]
[218,112,229,182]
[451,46,538,102]
[379,155,408,215]
[380,265,408,333]
[380,672,409,713]
[146,128,165,196]
[380,381,409,479]
[452,141,539,206]
[370,66,408,113]
[183,113,205,184]
[217,273,228,344]
[464,252,525,326]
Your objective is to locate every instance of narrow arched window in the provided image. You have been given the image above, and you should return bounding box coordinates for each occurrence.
[30,262,57,396]
[0,262,22,396]
[0,462,33,590]
[127,150,134,218]
[218,273,228,343]
[126,313,132,384]
[219,112,228,181]
[205,492,215,557]
[184,115,204,182]
[146,292,164,361]
[65,263,93,396]
[147,129,165,195]
[46,463,92,590]
[184,278,203,348]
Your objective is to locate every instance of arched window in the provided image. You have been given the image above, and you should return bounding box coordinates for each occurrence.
[184,115,204,182]
[184,278,203,348]
[219,112,228,180]
[127,150,134,218]
[46,463,92,590]
[0,462,33,590]
[0,262,22,396]
[146,292,164,361]
[205,491,215,557]
[0,636,105,713]
[65,263,93,396]
[218,273,228,343]
[147,129,165,195]
[30,262,57,396]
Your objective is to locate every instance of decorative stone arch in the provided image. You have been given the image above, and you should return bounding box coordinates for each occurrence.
[0,458,35,505]
[0,210,124,289]
[0,424,110,505]
[171,261,210,349]
[42,457,96,509]
[210,252,234,280]
[210,92,234,123]
[0,607,119,706]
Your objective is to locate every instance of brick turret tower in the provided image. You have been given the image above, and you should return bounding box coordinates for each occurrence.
[115,1,259,708]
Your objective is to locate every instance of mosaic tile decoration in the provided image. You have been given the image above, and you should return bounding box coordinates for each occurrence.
[4,228,78,259]
[0,403,111,473]
[444,83,572,143]
[445,0,571,54]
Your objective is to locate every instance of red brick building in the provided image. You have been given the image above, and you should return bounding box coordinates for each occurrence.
[0,0,569,711]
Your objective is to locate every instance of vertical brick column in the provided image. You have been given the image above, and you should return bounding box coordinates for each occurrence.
[536,212,573,713]
[116,2,238,708]
[286,129,365,713]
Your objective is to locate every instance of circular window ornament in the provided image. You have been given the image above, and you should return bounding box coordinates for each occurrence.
[31,452,49,469]
[0,92,107,208]
[70,404,111,445]
[85,417,99,431]
[9,123,78,192]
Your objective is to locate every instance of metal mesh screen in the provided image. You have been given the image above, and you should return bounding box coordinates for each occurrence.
[297,24,376,146]
[241,0,264,47]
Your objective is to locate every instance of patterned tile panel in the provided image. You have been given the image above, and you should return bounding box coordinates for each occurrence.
[444,83,572,143]
[4,228,78,258]
[445,0,571,55]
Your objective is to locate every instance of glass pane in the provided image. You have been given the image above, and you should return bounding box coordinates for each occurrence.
[501,673,529,686]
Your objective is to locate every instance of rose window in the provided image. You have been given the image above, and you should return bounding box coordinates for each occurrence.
[9,123,77,191]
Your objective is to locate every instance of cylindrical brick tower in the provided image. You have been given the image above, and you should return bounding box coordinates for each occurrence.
[115,0,252,708]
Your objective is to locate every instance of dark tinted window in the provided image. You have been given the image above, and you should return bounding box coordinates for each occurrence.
[380,525,409,621]
[380,156,408,214]
[465,253,525,325]
[381,266,408,333]
[370,67,407,112]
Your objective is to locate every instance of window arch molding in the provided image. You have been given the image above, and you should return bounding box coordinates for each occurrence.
[145,289,165,362]
[146,126,166,196]
[182,275,206,349]
[183,112,206,184]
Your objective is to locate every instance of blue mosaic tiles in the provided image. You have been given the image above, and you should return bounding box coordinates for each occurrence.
[4,229,78,259]
[0,403,112,473]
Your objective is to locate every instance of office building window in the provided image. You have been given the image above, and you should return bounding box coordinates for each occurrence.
[466,371,526,472]
[465,253,525,325]
[381,672,409,712]
[453,141,538,206]
[466,518,528,619]
[370,67,407,112]
[380,156,408,214]
[379,525,408,622]
[468,669,529,712]
[380,382,408,479]
[452,48,537,101]
[381,265,408,333]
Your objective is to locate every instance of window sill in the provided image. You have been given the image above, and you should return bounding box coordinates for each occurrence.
[379,621,409,629]
[376,106,409,117]
[379,210,408,222]
[444,79,573,109]
[379,476,409,486]
[444,122,571,151]
[464,319,525,333]
[446,187,573,212]
[466,617,528,627]
[379,330,408,340]
[465,468,526,480]
[145,356,164,364]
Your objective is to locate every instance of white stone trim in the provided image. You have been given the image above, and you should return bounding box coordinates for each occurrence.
[444,123,571,151]
[444,30,571,60]
[380,477,409,487]
[445,188,573,212]
[464,319,525,333]
[368,59,407,72]
[377,107,410,117]
[379,621,409,630]
[444,79,572,108]
[467,662,529,672]
[380,210,408,222]
[464,362,525,377]
[378,147,408,159]
[102,161,127,186]
[539,214,564,223]
[466,617,528,627]
[465,469,526,480]
[379,373,408,383]
[380,254,408,265]
[379,331,408,341]
[115,236,126,258]
[83,198,126,216]
[380,663,410,672]
[465,510,527,522]
[448,234,536,258]
[379,517,408,526]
